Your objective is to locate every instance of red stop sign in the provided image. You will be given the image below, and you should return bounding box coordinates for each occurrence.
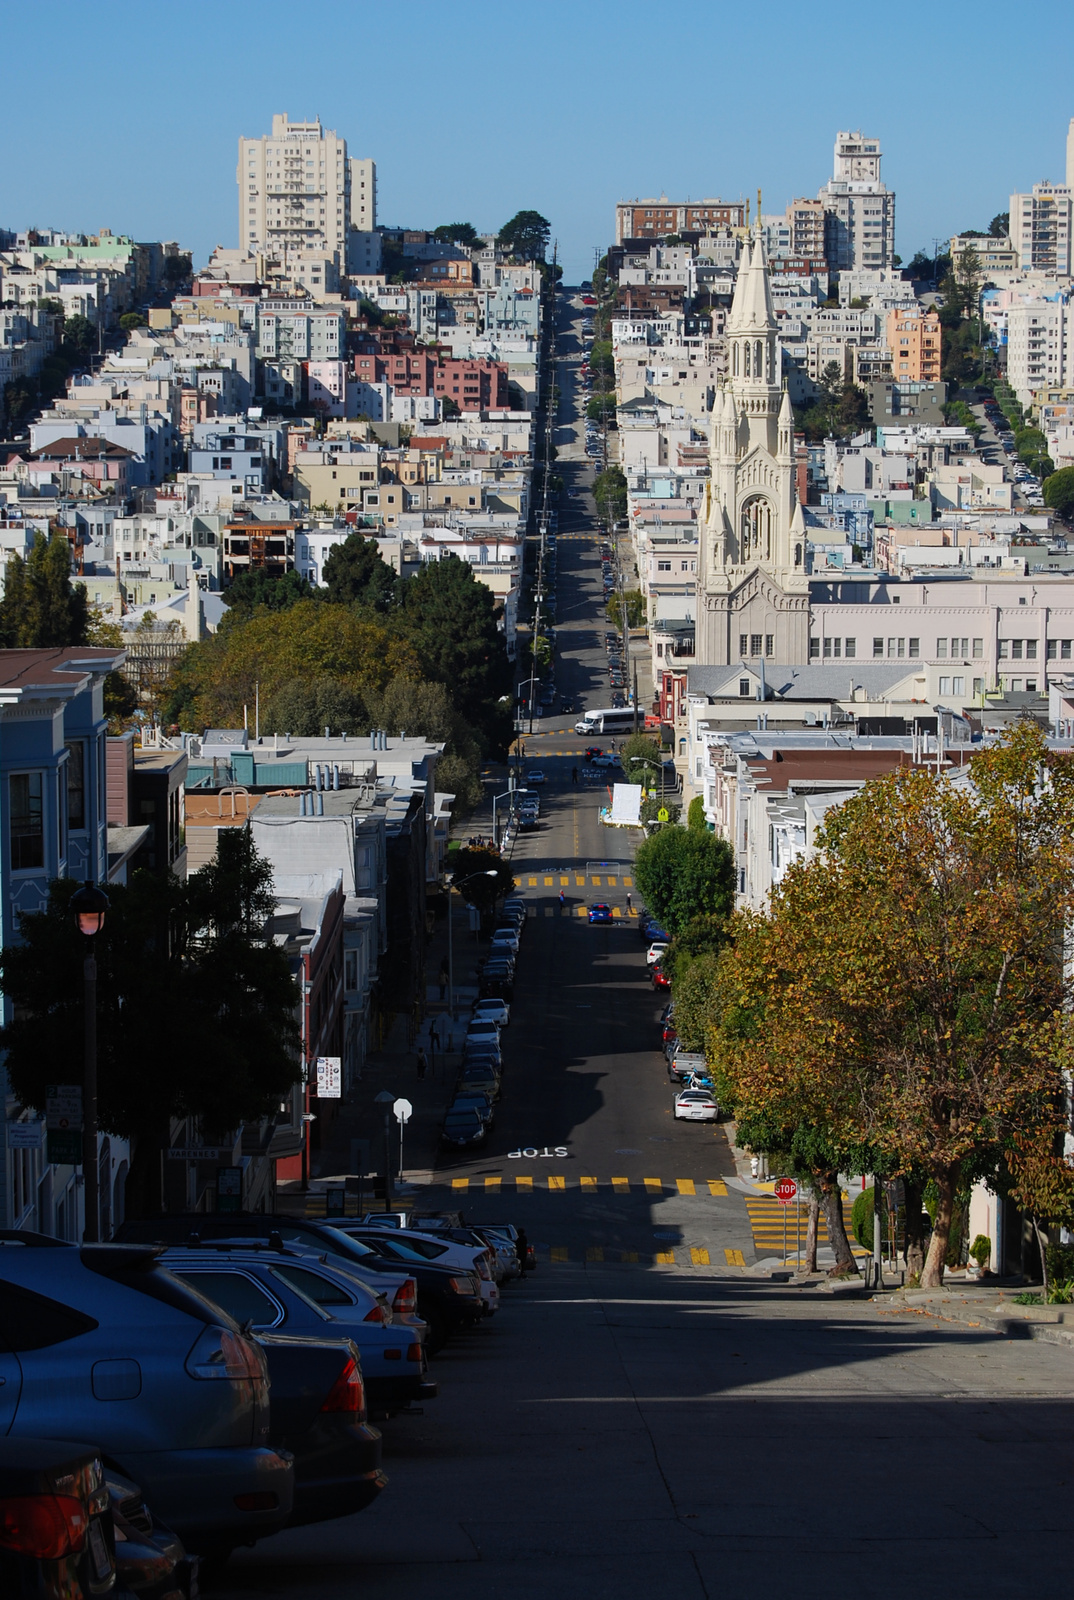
[774,1177,798,1205]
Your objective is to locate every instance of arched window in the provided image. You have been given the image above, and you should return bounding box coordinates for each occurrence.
[733,342,739,376]
[743,340,750,377]
[754,340,762,379]
[741,496,772,560]
[794,542,802,567]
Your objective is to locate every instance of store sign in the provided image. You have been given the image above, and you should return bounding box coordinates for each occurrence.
[316,1057,342,1098]
[8,1121,45,1150]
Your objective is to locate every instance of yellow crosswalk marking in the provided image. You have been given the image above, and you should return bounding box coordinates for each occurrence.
[644,1178,663,1194]
[575,905,587,916]
[580,1176,597,1190]
[543,875,553,886]
[574,874,586,885]
[559,875,569,885]
[527,876,537,886]
[612,907,621,917]
[548,1175,565,1191]
[621,1250,639,1263]
[708,1180,728,1197]
[624,876,633,886]
[654,1250,675,1265]
[516,1175,533,1190]
[611,1177,629,1192]
[606,876,617,886]
[591,876,601,885]
[724,1248,745,1266]
[586,1246,603,1262]
[677,1179,696,1196]
[452,1178,469,1190]
[690,1247,711,1266]
[484,1176,501,1190]
[551,1247,568,1263]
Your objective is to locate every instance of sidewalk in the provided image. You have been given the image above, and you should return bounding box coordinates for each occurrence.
[880,1283,1074,1348]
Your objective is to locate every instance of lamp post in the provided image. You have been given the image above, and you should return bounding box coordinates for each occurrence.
[70,881,109,1243]
[448,870,498,1023]
[374,1090,395,1210]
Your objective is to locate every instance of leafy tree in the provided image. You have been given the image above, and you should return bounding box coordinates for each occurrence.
[588,340,615,387]
[432,222,478,246]
[634,826,734,938]
[264,675,370,737]
[835,382,870,433]
[1043,465,1074,518]
[0,532,89,648]
[221,566,314,625]
[397,556,513,750]
[593,465,627,524]
[441,396,460,418]
[450,846,514,913]
[62,314,95,361]
[0,831,301,1216]
[365,676,484,811]
[119,312,146,332]
[606,589,645,630]
[323,531,399,611]
[162,598,418,730]
[164,253,193,284]
[3,379,39,424]
[498,210,550,262]
[688,795,708,831]
[989,212,1010,237]
[587,393,616,423]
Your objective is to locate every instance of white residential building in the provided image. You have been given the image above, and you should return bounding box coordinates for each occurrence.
[237,113,376,265]
[817,131,896,273]
[1006,295,1074,406]
[1009,182,1072,277]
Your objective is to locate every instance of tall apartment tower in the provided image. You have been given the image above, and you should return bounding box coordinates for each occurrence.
[696,237,809,668]
[1009,181,1072,276]
[1067,116,1074,190]
[237,113,377,261]
[817,130,896,274]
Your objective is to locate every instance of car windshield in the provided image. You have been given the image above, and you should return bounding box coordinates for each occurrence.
[354,1234,446,1263]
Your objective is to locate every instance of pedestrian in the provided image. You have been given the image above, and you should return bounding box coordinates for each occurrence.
[416,1047,427,1081]
[626,892,632,914]
[438,958,449,1002]
[572,766,578,783]
[516,1227,530,1274]
[559,888,565,907]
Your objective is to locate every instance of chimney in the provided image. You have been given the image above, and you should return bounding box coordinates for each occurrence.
[316,791,324,816]
[324,726,330,739]
[333,764,340,790]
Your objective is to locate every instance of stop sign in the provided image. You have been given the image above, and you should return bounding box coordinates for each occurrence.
[774,1177,798,1205]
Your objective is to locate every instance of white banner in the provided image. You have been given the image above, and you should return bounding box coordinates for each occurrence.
[316,1056,342,1098]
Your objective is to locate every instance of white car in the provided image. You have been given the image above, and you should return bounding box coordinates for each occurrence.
[674,1088,719,1122]
[473,999,510,1028]
[343,1225,500,1315]
[646,941,670,966]
[590,753,618,768]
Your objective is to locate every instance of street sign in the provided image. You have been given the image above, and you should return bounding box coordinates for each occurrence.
[657,807,669,822]
[316,1057,341,1099]
[325,1186,346,1217]
[8,1120,44,1150]
[46,1129,82,1166]
[774,1177,798,1205]
[216,1166,243,1214]
[45,1085,83,1132]
[393,1098,413,1124]
[167,1147,222,1161]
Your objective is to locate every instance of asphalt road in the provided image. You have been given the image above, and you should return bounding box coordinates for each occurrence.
[212,298,1074,1597]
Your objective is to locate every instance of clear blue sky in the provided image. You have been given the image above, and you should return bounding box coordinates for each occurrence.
[3,0,1072,284]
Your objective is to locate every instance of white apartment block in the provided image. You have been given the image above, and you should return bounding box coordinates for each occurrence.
[1009,183,1072,277]
[256,301,344,361]
[238,113,376,264]
[817,131,896,273]
[1006,296,1074,406]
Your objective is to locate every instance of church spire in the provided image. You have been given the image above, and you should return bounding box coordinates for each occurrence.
[726,236,776,335]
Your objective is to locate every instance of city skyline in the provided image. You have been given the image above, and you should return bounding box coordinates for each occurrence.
[2,0,1073,281]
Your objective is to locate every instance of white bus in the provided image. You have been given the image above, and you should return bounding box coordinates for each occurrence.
[574,707,636,735]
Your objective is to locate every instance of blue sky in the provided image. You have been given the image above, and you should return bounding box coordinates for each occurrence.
[3,0,1072,284]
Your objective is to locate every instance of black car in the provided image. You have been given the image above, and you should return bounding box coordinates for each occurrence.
[0,1438,117,1600]
[116,1216,483,1353]
[441,1109,487,1148]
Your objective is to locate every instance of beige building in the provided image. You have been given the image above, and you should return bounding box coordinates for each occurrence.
[237,113,376,264]
[1009,182,1072,277]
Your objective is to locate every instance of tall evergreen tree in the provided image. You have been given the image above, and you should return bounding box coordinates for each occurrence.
[0,533,89,648]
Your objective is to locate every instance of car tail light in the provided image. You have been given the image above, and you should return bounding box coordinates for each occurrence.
[383,1348,401,1360]
[233,1492,278,1511]
[363,1303,385,1322]
[476,1258,491,1281]
[0,1494,88,1560]
[321,1356,365,1415]
[186,1326,266,1381]
[392,1278,417,1316]
[446,1277,469,1294]
[406,1343,424,1363]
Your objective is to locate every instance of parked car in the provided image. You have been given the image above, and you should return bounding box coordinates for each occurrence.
[106,1462,197,1597]
[668,1050,708,1083]
[674,1088,719,1121]
[646,941,670,966]
[451,1091,495,1127]
[161,1244,435,1419]
[441,1108,488,1148]
[525,769,546,785]
[0,1234,294,1558]
[118,1215,481,1355]
[331,1225,499,1317]
[0,1437,118,1600]
[466,1019,502,1046]
[652,963,671,990]
[472,998,510,1028]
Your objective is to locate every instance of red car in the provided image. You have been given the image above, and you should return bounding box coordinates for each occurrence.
[652,963,671,990]
[585,746,604,760]
[582,295,596,305]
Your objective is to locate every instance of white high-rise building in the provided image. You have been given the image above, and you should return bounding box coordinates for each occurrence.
[237,114,377,264]
[817,130,896,274]
[1007,296,1074,407]
[1009,182,1072,277]
[1067,116,1074,190]
[696,237,809,667]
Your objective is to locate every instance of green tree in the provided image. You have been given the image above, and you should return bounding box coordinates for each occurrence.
[1043,465,1074,518]
[264,675,371,737]
[634,826,734,937]
[0,831,301,1216]
[498,210,550,262]
[119,312,146,332]
[397,556,513,750]
[588,340,615,387]
[323,531,399,611]
[0,532,89,648]
[989,212,1010,237]
[164,253,193,284]
[586,393,616,424]
[606,589,645,630]
[3,380,39,424]
[593,465,627,524]
[366,676,484,811]
[835,382,870,433]
[621,733,662,786]
[221,566,314,625]
[688,795,708,831]
[432,223,478,246]
[450,847,514,913]
[62,314,95,361]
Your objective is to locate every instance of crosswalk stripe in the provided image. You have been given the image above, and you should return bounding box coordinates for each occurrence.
[654,1250,675,1265]
[574,874,586,885]
[559,875,569,885]
[548,1175,565,1191]
[527,876,536,886]
[517,1175,533,1190]
[624,876,633,886]
[643,1178,663,1193]
[484,1176,501,1190]
[586,1246,603,1262]
[724,1248,745,1266]
[690,1247,710,1266]
[612,1177,629,1192]
[452,1178,468,1190]
[543,875,553,886]
[612,907,622,917]
[591,876,602,885]
[621,1250,639,1263]
[550,1247,568,1263]
[708,1180,728,1197]
[677,1179,696,1196]
[580,1176,597,1190]
[606,876,618,886]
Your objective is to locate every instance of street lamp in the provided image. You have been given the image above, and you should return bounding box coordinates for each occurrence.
[448,870,498,1022]
[70,881,109,1243]
[374,1090,395,1210]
